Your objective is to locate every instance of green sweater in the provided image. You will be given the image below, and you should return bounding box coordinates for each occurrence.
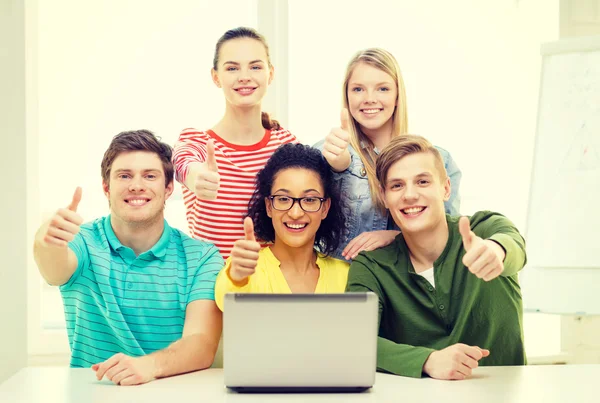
[346,211,527,378]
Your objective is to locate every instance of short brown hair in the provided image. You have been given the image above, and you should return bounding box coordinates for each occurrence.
[376,135,447,188]
[101,129,174,187]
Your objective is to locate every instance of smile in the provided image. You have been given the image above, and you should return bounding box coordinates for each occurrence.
[401,206,426,216]
[125,198,150,206]
[235,87,257,95]
[284,223,308,230]
[361,108,383,115]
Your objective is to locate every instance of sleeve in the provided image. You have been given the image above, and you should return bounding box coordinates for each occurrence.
[440,147,462,216]
[187,243,224,304]
[472,212,527,277]
[214,257,256,312]
[346,256,435,378]
[172,129,208,186]
[60,231,90,290]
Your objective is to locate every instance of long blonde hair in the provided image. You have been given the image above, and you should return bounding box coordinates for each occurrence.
[342,48,408,211]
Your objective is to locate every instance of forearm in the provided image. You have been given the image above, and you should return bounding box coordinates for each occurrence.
[377,336,435,378]
[33,224,74,286]
[488,232,526,277]
[150,332,220,378]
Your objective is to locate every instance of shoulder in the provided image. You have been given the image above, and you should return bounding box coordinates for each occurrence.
[177,128,211,142]
[270,127,298,143]
[352,238,404,274]
[317,255,350,273]
[76,217,109,246]
[450,211,517,236]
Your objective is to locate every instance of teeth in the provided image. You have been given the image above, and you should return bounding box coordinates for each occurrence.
[403,207,424,214]
[286,223,306,229]
[127,199,148,205]
[363,109,380,114]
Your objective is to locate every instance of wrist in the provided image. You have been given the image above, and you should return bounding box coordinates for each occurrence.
[227,267,249,287]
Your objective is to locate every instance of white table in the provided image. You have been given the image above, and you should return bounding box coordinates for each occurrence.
[0,365,597,403]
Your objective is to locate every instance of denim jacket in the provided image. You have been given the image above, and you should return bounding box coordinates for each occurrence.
[314,140,462,260]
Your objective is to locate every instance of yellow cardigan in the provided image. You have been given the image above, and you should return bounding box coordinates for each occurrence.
[215,247,350,311]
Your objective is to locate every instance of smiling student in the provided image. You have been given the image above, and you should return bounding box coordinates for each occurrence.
[346,134,527,380]
[315,48,462,261]
[33,130,223,385]
[173,27,297,260]
[214,143,348,310]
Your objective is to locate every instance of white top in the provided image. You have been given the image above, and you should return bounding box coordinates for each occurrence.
[1,366,599,403]
[418,267,435,288]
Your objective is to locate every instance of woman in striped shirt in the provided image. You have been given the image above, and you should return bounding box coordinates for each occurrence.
[173,27,297,259]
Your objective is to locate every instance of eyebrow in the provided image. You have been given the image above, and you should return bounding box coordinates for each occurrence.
[386,172,433,182]
[113,168,162,175]
[272,188,323,195]
[349,81,394,87]
[223,60,265,66]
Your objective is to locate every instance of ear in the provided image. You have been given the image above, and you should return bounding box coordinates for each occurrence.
[211,68,221,88]
[268,65,274,85]
[102,180,110,199]
[379,185,389,210]
[320,198,331,220]
[164,180,175,201]
[265,197,272,218]
[442,176,451,201]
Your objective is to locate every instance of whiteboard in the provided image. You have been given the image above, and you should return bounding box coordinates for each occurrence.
[522,36,600,315]
[525,36,600,269]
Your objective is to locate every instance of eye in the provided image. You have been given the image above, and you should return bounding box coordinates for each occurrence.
[276,196,291,203]
[379,87,390,92]
[351,87,363,92]
[118,174,130,179]
[303,197,318,204]
[226,66,238,71]
[251,65,262,70]
[418,179,430,185]
[146,174,157,180]
[390,183,403,190]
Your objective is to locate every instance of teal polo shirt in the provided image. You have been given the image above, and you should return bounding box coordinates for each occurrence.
[61,215,224,368]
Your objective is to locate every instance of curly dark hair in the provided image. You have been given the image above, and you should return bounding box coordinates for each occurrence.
[247,143,346,256]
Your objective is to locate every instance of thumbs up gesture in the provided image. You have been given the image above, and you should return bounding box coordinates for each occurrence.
[322,108,351,172]
[40,187,84,248]
[194,139,220,200]
[459,216,506,282]
[229,217,262,283]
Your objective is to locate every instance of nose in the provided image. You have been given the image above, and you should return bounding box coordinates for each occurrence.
[402,184,418,202]
[237,69,251,83]
[364,89,377,104]
[287,200,305,219]
[128,176,146,192]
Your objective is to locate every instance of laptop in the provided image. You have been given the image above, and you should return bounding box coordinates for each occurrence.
[223,292,378,393]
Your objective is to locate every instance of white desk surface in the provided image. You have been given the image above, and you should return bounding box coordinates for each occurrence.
[0,365,597,403]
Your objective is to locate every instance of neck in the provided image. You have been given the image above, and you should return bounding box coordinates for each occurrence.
[403,219,449,272]
[213,104,266,145]
[361,119,393,151]
[269,241,317,274]
[110,214,165,256]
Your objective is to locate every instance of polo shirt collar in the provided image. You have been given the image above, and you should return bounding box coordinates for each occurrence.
[103,215,171,260]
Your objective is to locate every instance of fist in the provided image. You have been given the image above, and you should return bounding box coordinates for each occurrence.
[229,217,261,282]
[194,139,220,200]
[40,187,84,247]
[322,108,351,167]
[423,343,490,380]
[459,216,506,282]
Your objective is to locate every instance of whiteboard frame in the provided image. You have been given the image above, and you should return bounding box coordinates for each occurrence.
[522,35,600,314]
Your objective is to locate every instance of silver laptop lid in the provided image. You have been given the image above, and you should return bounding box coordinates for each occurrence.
[224,293,378,388]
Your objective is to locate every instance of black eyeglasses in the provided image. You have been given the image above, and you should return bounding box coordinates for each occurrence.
[268,195,326,212]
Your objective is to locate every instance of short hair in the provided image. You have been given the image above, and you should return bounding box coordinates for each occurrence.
[100,129,174,187]
[376,135,447,188]
[247,143,346,256]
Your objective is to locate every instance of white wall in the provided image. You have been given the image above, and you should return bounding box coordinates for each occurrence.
[0,0,28,382]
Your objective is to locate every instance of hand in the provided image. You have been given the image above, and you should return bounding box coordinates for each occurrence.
[38,187,83,247]
[229,217,261,282]
[92,353,156,386]
[459,216,506,281]
[342,230,400,260]
[321,109,351,170]
[423,343,490,380]
[193,139,220,200]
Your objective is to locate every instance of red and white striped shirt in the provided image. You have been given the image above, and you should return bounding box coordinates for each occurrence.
[173,128,297,259]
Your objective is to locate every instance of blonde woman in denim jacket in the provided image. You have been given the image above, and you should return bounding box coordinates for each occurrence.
[315,48,461,261]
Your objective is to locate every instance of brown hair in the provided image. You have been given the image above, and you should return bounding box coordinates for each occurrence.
[343,48,409,211]
[213,27,280,131]
[376,135,447,188]
[101,129,174,187]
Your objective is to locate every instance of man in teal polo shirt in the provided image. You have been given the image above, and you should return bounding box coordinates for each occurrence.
[33,130,224,386]
[346,134,527,380]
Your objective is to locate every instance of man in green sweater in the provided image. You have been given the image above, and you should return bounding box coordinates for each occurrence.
[346,135,527,380]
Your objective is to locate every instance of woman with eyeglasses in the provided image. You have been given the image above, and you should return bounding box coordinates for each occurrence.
[214,143,349,311]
